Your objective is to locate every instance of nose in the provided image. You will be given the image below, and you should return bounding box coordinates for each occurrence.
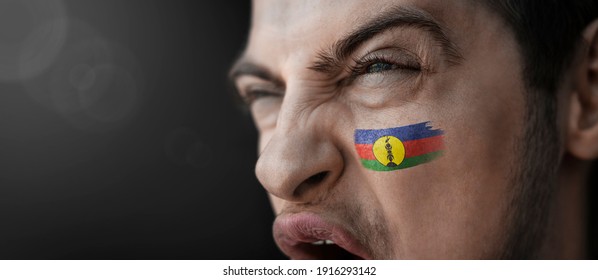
[255,111,344,203]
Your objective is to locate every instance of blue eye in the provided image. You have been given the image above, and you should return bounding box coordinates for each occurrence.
[366,62,397,74]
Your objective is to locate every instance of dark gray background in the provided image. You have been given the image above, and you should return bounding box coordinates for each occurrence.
[0,0,284,259]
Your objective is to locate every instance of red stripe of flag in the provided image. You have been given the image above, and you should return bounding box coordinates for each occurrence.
[405,135,444,158]
[355,135,444,160]
[355,143,376,160]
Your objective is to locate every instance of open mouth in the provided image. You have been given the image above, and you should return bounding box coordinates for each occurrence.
[273,212,371,260]
[288,239,364,259]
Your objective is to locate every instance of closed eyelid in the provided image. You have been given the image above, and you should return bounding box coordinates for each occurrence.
[347,48,424,78]
[357,48,424,66]
[229,59,288,103]
[239,82,285,104]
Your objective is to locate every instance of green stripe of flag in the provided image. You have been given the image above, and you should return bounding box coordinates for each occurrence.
[360,151,444,171]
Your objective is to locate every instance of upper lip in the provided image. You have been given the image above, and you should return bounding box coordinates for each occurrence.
[273,212,372,259]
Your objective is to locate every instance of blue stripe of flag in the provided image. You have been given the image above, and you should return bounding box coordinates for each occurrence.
[354,122,444,144]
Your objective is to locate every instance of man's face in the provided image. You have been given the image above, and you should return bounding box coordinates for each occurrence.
[233,0,529,259]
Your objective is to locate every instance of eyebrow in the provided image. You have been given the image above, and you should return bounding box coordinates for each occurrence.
[229,5,463,82]
[311,6,463,74]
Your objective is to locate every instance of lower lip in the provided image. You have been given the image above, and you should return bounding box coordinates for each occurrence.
[273,212,371,259]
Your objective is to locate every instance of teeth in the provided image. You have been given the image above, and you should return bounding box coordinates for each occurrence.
[311,240,335,245]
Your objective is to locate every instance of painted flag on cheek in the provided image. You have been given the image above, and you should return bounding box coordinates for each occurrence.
[354,122,444,171]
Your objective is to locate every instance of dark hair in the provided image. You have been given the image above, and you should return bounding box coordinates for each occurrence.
[482,0,598,259]
[484,1,598,93]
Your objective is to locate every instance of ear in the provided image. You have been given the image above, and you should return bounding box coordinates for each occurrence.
[567,19,598,160]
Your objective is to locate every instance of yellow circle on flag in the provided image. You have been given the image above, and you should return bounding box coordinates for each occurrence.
[373,135,405,167]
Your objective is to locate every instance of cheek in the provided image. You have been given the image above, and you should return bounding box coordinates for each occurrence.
[436,92,524,257]
[364,74,526,258]
[370,119,523,258]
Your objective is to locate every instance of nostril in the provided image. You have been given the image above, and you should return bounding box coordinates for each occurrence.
[305,171,328,185]
[293,171,329,198]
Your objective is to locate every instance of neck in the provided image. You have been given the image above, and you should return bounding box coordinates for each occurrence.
[540,155,588,259]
